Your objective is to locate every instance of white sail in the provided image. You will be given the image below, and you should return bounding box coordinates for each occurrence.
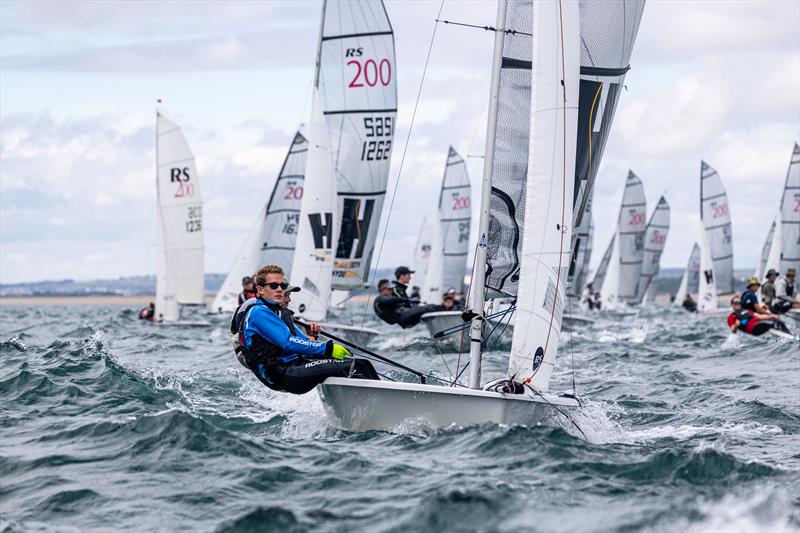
[412,215,435,298]
[764,214,782,277]
[700,161,734,294]
[318,0,398,289]
[617,171,647,303]
[439,147,471,294]
[600,230,622,310]
[674,242,700,305]
[698,227,718,312]
[755,220,776,280]
[154,113,204,322]
[421,216,444,305]
[636,196,670,304]
[779,143,800,275]
[508,0,580,392]
[210,131,308,313]
[289,91,337,321]
[591,234,614,292]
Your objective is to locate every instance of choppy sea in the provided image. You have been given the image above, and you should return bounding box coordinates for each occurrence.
[1,302,799,532]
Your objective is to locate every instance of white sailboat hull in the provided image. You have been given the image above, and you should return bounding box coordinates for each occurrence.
[318,377,579,432]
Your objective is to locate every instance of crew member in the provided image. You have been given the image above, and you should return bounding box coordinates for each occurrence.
[393,266,413,299]
[442,293,455,311]
[238,276,257,306]
[682,293,698,313]
[281,284,320,339]
[761,269,778,310]
[727,297,789,336]
[410,286,421,300]
[138,302,155,321]
[774,267,799,311]
[741,277,769,314]
[235,265,378,394]
[373,279,443,329]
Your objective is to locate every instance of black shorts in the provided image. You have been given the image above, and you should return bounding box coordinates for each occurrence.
[266,358,379,395]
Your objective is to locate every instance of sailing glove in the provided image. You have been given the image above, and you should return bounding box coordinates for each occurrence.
[328,342,352,360]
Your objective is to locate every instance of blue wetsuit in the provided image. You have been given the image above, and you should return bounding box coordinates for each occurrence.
[239,298,378,394]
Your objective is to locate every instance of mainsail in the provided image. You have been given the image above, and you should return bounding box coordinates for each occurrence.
[700,161,734,295]
[674,242,700,305]
[779,143,800,275]
[439,147,471,294]
[698,227,718,311]
[636,196,670,304]
[154,112,204,322]
[210,131,308,313]
[507,0,580,392]
[756,220,776,281]
[572,1,645,253]
[318,0,398,289]
[600,171,646,306]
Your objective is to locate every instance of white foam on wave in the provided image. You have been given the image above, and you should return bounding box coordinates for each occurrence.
[566,399,783,445]
[236,379,328,440]
[595,325,648,344]
[720,332,742,349]
[685,489,796,533]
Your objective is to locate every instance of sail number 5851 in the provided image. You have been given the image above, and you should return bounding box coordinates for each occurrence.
[348,59,392,88]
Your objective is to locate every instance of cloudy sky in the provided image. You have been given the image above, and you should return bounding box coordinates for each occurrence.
[1,0,798,284]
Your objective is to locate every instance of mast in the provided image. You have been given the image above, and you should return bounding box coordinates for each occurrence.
[313,0,326,87]
[468,0,507,390]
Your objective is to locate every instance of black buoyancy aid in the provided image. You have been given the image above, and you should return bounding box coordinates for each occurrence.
[733,309,753,327]
[373,296,398,325]
[232,298,296,371]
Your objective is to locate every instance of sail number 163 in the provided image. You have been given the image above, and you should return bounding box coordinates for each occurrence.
[361,116,392,161]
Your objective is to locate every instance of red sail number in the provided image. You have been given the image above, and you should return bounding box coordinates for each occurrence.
[712,204,729,218]
[283,185,303,200]
[628,212,646,226]
[452,196,470,211]
[348,59,392,88]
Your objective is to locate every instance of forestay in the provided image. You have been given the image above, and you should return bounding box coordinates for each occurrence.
[700,161,734,295]
[779,143,800,275]
[485,0,532,298]
[508,0,580,392]
[674,242,700,305]
[636,196,670,304]
[439,147,471,294]
[210,131,308,313]
[317,0,398,289]
[155,113,204,323]
[616,171,647,303]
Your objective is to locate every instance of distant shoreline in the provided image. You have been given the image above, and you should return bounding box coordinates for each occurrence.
[0,295,162,305]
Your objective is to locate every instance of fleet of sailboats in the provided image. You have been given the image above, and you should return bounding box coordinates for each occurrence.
[144,0,796,434]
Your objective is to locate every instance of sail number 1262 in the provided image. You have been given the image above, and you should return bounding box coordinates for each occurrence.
[361,116,392,161]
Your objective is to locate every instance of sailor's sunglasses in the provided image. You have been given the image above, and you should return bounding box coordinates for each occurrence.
[732,300,742,305]
[261,282,288,290]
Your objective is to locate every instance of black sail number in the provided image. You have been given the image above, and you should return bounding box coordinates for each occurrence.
[361,116,392,161]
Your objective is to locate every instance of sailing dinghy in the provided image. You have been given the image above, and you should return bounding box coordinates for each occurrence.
[288,0,398,346]
[636,196,670,304]
[697,161,734,312]
[153,112,209,327]
[756,143,800,281]
[595,171,647,314]
[209,131,308,314]
[319,0,644,432]
[674,242,700,307]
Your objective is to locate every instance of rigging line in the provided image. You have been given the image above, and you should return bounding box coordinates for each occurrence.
[567,293,577,394]
[357,0,446,331]
[432,339,455,382]
[523,383,587,441]
[434,19,532,37]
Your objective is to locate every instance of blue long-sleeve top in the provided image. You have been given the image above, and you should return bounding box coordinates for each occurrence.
[243,299,328,363]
